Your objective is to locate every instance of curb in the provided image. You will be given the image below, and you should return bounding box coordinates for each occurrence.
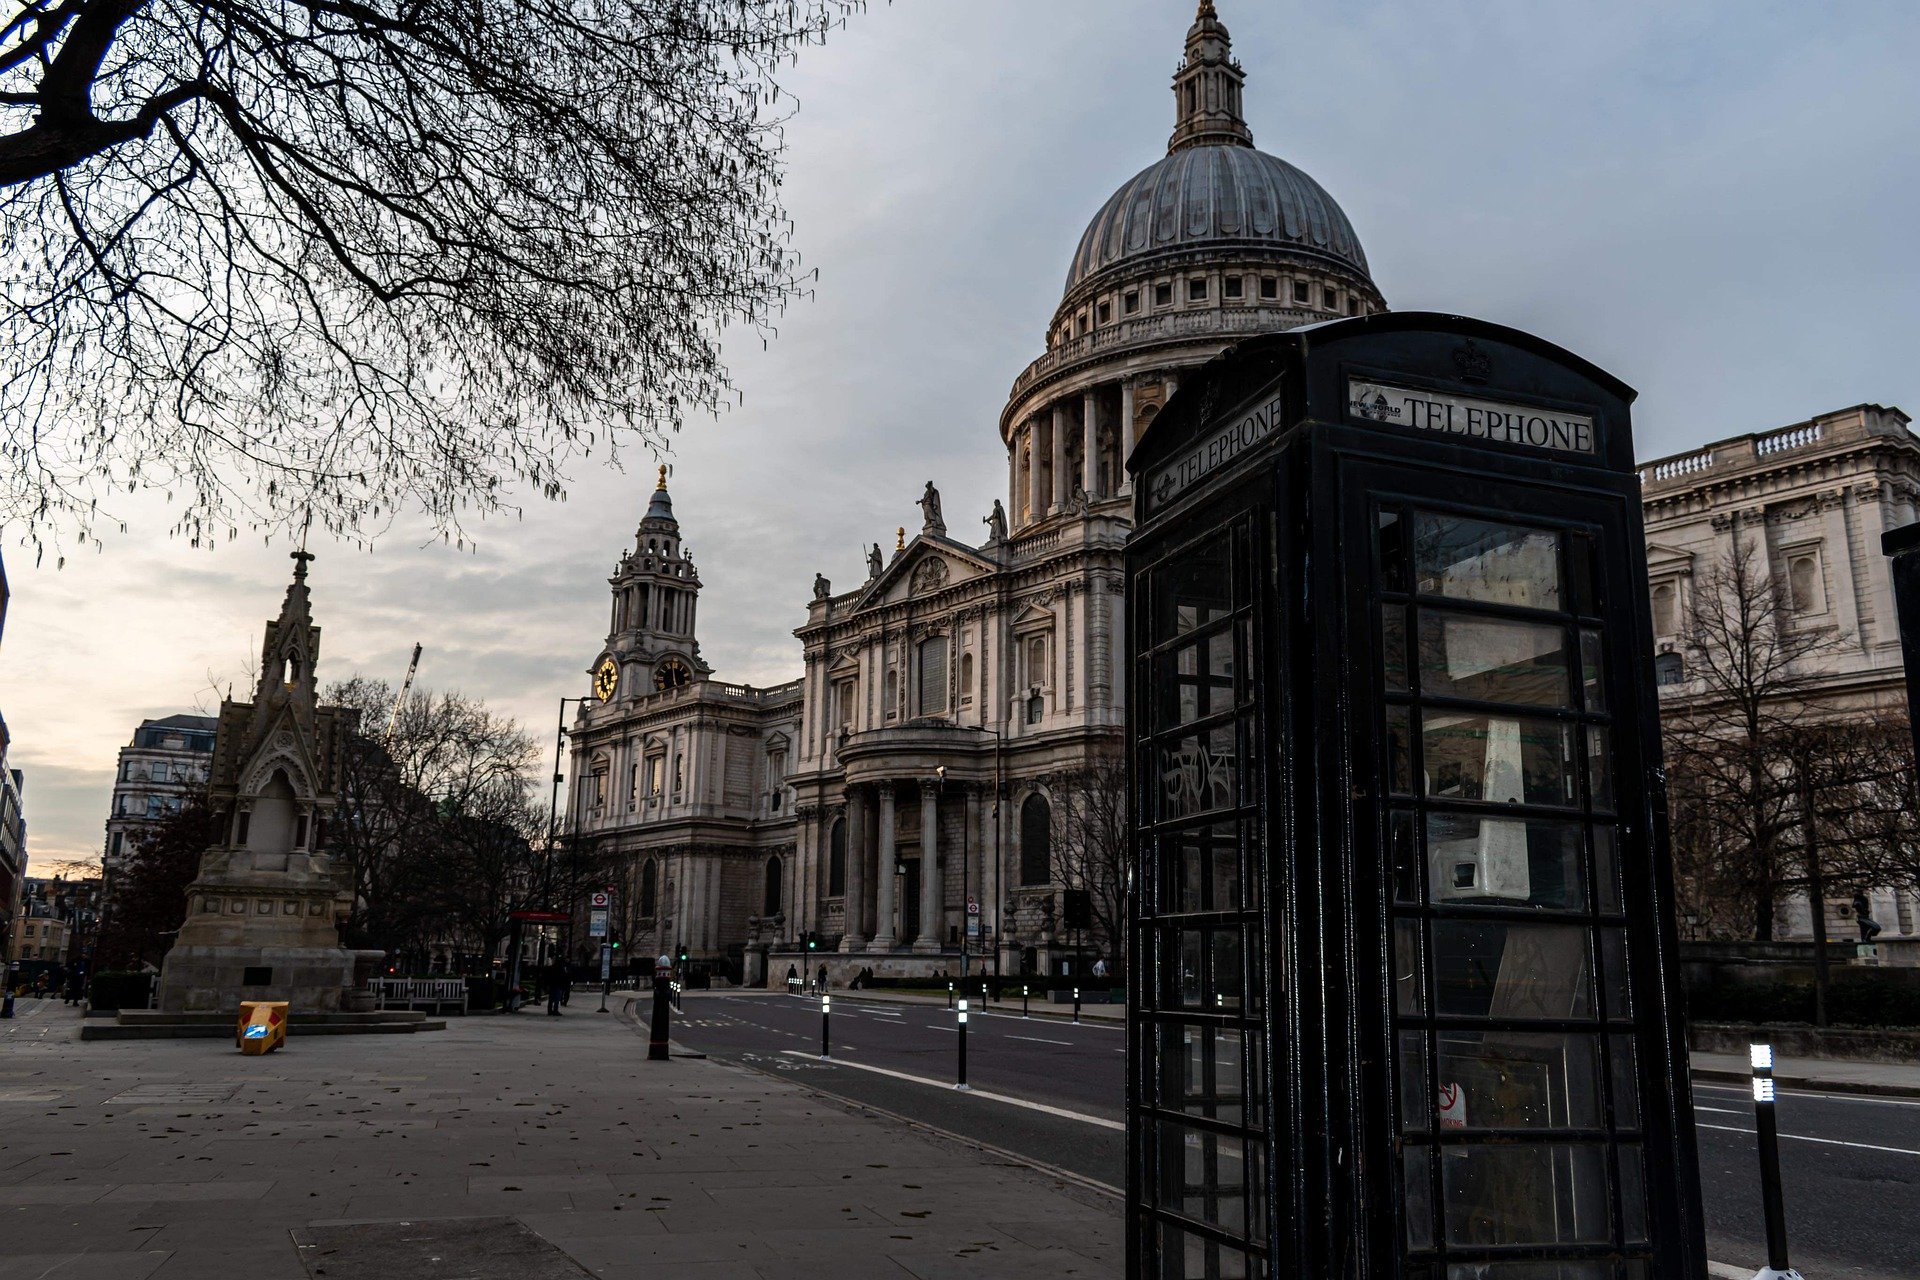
[1691,1066,1920,1101]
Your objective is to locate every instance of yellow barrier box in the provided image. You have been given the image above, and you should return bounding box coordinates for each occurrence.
[236,1000,288,1054]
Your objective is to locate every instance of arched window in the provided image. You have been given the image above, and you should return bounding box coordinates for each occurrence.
[1020,793,1052,886]
[639,860,658,918]
[763,856,783,916]
[829,817,846,897]
[1788,553,1821,614]
[1651,581,1677,636]
[1655,653,1685,686]
[959,651,975,704]
[918,636,948,715]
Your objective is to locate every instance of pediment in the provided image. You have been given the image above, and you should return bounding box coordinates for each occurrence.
[236,699,323,802]
[852,535,999,611]
[826,652,862,678]
[1010,601,1056,632]
[1646,542,1696,573]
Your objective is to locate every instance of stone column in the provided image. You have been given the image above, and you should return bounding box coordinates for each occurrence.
[841,787,868,950]
[1120,380,1136,495]
[1050,405,1068,514]
[914,786,942,952]
[871,784,898,951]
[1082,390,1100,501]
[1026,421,1043,527]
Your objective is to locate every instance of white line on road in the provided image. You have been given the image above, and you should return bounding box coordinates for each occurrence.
[779,1050,1124,1131]
[1695,1121,1920,1159]
[1007,1035,1073,1046]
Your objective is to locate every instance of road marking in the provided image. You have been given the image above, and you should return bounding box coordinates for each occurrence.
[779,1050,1124,1131]
[1693,1105,1744,1116]
[1007,1035,1073,1046]
[1695,1122,1920,1159]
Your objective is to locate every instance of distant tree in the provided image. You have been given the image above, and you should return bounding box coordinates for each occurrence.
[0,0,866,553]
[1661,539,1846,940]
[326,677,539,965]
[1048,752,1128,971]
[95,799,213,969]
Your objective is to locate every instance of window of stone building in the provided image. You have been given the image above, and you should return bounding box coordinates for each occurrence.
[1293,280,1310,304]
[885,669,899,718]
[1260,276,1278,300]
[645,755,664,798]
[1650,581,1678,635]
[1025,635,1048,691]
[591,768,608,810]
[640,859,658,917]
[764,856,783,916]
[1188,278,1209,302]
[671,754,684,794]
[768,750,787,813]
[1027,691,1045,725]
[829,818,847,897]
[1349,297,1362,316]
[835,679,857,730]
[1787,550,1825,614]
[918,637,949,715]
[1097,301,1111,325]
[1655,652,1686,686]
[1155,282,1174,308]
[1323,286,1338,309]
[110,832,123,858]
[1125,290,1141,315]
[1076,313,1088,337]
[960,651,975,706]
[1020,793,1052,885]
[1223,275,1243,300]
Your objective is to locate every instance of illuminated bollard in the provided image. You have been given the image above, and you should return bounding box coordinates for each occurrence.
[820,993,831,1061]
[955,998,969,1090]
[1749,1043,1804,1280]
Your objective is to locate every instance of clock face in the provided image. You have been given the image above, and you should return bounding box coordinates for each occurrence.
[654,658,693,691]
[593,657,619,702]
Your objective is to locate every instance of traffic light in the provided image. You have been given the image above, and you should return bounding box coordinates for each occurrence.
[677,946,688,964]
[610,940,620,950]
[805,931,817,951]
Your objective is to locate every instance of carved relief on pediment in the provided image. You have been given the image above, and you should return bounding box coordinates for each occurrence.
[909,557,950,596]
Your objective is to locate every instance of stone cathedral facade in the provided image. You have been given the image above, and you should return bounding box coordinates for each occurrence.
[564,3,1385,984]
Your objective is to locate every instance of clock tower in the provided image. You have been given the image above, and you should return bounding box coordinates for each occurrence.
[591,467,711,704]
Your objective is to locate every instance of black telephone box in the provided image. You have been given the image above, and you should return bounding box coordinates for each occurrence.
[1125,314,1708,1279]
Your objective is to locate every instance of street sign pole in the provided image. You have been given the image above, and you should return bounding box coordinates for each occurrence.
[597,943,611,1013]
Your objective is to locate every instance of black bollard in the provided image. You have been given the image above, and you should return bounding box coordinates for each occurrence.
[820,993,831,1060]
[1749,1043,1800,1279]
[955,998,969,1090]
[648,964,671,1061]
[1,989,12,1019]
[947,982,954,1010]
[1073,985,1081,1024]
[1022,984,1029,1018]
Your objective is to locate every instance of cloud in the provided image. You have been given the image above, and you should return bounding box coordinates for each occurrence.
[4,0,1915,866]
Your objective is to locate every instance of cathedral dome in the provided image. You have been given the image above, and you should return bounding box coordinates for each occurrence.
[1064,144,1370,298]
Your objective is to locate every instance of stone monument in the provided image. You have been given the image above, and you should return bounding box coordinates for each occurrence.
[155,552,359,1014]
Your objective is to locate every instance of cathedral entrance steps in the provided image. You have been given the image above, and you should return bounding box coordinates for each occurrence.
[81,1009,445,1041]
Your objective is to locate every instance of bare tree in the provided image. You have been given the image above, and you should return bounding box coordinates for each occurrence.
[0,0,866,554]
[326,677,539,964]
[1049,752,1128,972]
[1662,538,1847,940]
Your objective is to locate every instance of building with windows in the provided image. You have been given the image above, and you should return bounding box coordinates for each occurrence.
[0,550,21,943]
[565,2,1384,984]
[1639,402,1920,945]
[103,714,218,885]
[7,875,100,976]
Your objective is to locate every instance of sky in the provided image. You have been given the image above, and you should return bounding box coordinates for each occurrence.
[6,0,1919,870]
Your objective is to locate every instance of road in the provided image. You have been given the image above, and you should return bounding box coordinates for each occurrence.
[669,991,1920,1279]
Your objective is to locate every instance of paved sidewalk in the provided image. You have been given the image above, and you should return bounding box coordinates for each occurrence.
[0,997,1119,1278]
[1691,1048,1920,1098]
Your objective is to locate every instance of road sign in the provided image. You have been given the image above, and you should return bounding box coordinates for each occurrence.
[510,909,569,924]
[966,917,980,938]
[966,895,980,915]
[589,909,609,938]
[600,945,612,980]
[590,891,610,908]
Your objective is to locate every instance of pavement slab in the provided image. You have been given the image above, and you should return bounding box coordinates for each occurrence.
[0,1000,1120,1278]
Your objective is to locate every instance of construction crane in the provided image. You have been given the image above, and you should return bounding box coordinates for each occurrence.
[384,643,423,743]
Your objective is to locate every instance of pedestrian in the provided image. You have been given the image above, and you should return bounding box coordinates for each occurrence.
[63,969,82,1006]
[545,957,564,1016]
[1093,957,1108,981]
[818,964,828,993]
[786,963,798,990]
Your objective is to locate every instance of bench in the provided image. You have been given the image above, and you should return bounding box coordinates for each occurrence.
[367,977,468,1015]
